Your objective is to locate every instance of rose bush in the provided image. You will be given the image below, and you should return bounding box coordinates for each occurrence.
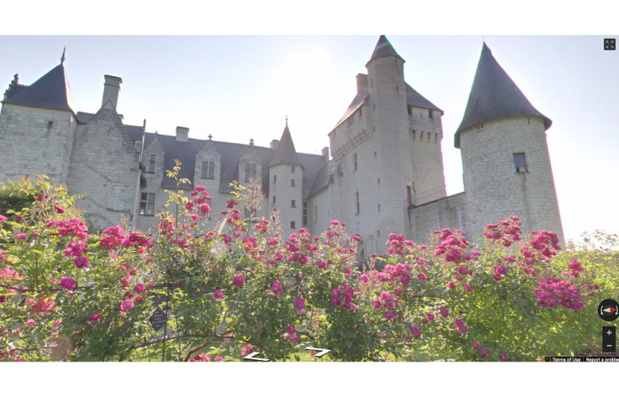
[0,167,616,361]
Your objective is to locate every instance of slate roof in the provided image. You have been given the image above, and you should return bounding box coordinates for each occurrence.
[454,43,552,148]
[333,82,442,129]
[366,35,405,65]
[269,124,301,167]
[3,64,77,114]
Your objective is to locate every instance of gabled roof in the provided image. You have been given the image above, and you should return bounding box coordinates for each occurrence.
[269,124,301,167]
[455,43,552,148]
[366,35,405,65]
[3,64,76,114]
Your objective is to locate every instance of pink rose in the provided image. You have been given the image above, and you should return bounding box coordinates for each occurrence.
[417,273,427,281]
[184,202,195,211]
[272,280,282,295]
[91,312,101,322]
[384,310,394,320]
[426,313,435,321]
[55,205,66,214]
[290,335,299,344]
[463,284,473,292]
[15,233,27,240]
[480,348,490,358]
[215,356,223,362]
[214,289,224,299]
[472,341,480,349]
[60,277,76,290]
[287,325,296,335]
[120,299,134,311]
[294,297,305,310]
[372,300,382,309]
[26,319,36,327]
[232,275,245,288]
[133,283,145,293]
[411,325,421,338]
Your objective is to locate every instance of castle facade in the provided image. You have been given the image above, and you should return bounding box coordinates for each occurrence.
[0,37,564,254]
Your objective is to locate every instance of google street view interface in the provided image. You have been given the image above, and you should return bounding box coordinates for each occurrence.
[0,35,617,362]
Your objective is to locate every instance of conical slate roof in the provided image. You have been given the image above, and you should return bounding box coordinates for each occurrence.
[269,123,301,166]
[4,63,76,114]
[454,43,551,148]
[366,35,405,65]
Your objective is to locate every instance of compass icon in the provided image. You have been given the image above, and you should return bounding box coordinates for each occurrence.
[598,299,619,322]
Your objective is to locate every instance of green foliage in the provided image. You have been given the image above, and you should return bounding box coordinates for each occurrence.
[0,167,617,362]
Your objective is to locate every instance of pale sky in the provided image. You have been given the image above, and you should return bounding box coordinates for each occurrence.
[1,5,618,245]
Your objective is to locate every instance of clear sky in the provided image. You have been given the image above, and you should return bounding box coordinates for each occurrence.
[1,4,618,246]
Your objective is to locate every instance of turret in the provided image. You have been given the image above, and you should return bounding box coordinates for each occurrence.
[269,120,303,237]
[456,43,564,243]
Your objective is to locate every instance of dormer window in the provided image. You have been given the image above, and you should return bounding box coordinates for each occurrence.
[201,161,215,179]
[148,154,156,173]
[244,163,257,182]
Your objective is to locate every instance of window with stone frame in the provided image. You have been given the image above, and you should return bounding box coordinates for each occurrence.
[291,179,296,187]
[201,161,215,179]
[291,200,296,208]
[148,154,156,173]
[290,221,296,229]
[355,191,360,215]
[353,153,358,172]
[513,153,528,173]
[244,163,257,182]
[140,193,155,216]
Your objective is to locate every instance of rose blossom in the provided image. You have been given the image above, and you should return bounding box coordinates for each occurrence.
[214,289,224,299]
[91,312,101,322]
[120,300,134,311]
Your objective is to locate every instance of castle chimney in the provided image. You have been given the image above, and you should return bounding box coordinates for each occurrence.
[176,126,189,142]
[356,73,368,93]
[101,75,122,109]
[322,147,330,161]
[270,139,279,150]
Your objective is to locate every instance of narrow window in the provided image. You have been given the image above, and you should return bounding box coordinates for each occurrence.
[303,178,307,190]
[374,151,377,158]
[291,166,295,173]
[407,186,413,205]
[244,163,251,182]
[378,203,381,212]
[435,133,438,143]
[290,221,296,230]
[378,178,380,185]
[201,161,215,179]
[251,164,257,179]
[355,191,360,215]
[359,107,363,117]
[314,205,318,223]
[291,200,296,208]
[513,153,527,173]
[148,154,156,173]
[140,193,156,216]
[428,109,433,119]
[303,201,308,226]
[353,153,358,172]
[272,195,276,205]
[47,121,54,130]
[412,130,416,141]
[291,179,296,187]
[407,106,412,115]
[273,175,277,184]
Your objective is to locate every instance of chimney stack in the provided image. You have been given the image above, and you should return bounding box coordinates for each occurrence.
[176,126,189,142]
[270,139,279,150]
[356,73,368,93]
[102,75,122,109]
[322,147,330,161]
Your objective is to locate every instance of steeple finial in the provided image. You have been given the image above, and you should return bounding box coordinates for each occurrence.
[60,46,66,65]
[249,138,254,146]
[285,115,288,126]
[208,134,213,141]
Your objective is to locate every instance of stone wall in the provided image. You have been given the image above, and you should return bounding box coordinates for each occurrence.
[0,104,76,185]
[459,116,564,243]
[408,192,468,244]
[67,107,139,230]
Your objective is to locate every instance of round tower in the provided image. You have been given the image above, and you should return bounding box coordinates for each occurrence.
[268,120,303,238]
[455,43,564,244]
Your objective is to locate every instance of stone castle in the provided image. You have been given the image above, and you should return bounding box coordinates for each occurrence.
[0,36,564,254]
